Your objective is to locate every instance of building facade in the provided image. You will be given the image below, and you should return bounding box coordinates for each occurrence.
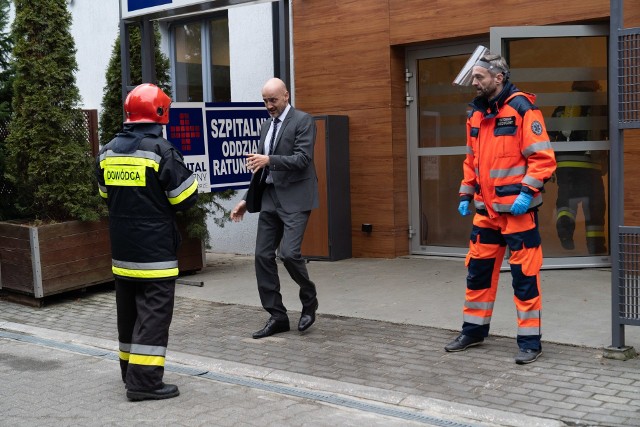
[13,1,639,265]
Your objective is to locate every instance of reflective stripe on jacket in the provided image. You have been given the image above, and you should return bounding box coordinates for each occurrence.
[96,123,198,281]
[459,82,556,218]
[555,153,603,171]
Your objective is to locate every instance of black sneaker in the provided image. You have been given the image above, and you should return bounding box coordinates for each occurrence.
[515,348,542,364]
[444,334,484,352]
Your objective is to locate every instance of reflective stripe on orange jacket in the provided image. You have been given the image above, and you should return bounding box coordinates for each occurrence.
[459,83,556,218]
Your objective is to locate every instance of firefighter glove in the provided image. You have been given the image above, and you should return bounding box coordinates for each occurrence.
[458,200,471,216]
[510,192,533,215]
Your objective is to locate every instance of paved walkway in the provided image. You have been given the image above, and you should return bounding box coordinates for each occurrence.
[0,252,639,426]
[0,331,429,427]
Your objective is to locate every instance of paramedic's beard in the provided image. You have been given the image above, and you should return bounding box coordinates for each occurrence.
[476,85,493,99]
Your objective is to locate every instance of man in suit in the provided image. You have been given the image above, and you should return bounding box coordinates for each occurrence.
[231,77,319,339]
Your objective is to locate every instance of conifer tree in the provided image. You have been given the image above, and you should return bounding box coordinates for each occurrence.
[0,0,13,122]
[99,24,170,146]
[4,0,101,221]
[0,0,16,220]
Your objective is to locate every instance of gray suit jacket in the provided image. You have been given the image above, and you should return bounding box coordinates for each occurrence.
[245,107,319,214]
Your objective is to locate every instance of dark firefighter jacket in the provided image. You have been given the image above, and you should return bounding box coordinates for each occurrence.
[96,123,198,281]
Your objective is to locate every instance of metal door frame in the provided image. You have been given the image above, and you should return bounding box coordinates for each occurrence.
[491,24,610,269]
[406,41,486,258]
[406,25,611,269]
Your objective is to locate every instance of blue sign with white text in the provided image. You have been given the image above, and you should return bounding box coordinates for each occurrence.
[206,104,269,191]
[166,102,269,193]
[128,0,172,12]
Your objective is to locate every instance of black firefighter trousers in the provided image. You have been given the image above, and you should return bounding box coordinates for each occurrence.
[116,278,175,391]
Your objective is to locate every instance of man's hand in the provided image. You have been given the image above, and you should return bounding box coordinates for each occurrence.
[245,153,269,173]
[458,200,471,216]
[510,192,533,215]
[231,200,247,222]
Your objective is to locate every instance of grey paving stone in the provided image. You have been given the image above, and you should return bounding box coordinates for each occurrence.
[1,287,639,426]
[592,393,631,405]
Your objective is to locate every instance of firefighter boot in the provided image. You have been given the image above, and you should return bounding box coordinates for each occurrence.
[587,237,607,255]
[556,216,575,250]
[127,383,180,401]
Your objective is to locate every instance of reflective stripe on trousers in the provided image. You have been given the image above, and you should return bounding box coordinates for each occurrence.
[461,212,543,350]
[116,278,175,390]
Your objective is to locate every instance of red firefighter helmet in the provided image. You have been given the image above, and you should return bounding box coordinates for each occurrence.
[124,83,171,124]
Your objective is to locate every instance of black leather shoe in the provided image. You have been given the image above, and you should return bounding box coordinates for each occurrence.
[252,318,290,339]
[444,334,484,352]
[298,301,318,332]
[126,383,180,401]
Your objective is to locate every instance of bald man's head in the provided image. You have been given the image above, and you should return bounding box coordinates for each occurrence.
[262,78,289,118]
[263,78,287,93]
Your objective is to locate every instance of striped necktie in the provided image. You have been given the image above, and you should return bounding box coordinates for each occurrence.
[268,118,280,154]
[263,118,280,184]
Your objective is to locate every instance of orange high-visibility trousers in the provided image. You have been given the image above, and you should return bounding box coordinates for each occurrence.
[461,211,543,350]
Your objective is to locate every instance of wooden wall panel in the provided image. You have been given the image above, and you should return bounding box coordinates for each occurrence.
[301,119,330,258]
[352,230,400,258]
[625,3,640,27]
[388,0,610,45]
[293,1,393,113]
[293,1,415,258]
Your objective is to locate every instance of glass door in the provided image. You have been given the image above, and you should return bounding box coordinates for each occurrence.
[491,25,609,268]
[407,25,610,268]
[407,42,488,257]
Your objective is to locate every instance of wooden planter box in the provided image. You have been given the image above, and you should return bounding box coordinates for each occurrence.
[0,219,205,299]
[177,233,205,274]
[0,219,113,298]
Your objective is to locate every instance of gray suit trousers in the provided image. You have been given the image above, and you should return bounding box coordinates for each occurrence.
[255,185,317,320]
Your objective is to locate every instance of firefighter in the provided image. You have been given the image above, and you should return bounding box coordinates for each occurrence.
[96,83,198,400]
[445,52,556,364]
[550,80,607,255]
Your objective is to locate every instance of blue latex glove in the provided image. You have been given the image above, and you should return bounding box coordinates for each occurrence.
[510,192,533,215]
[458,200,471,216]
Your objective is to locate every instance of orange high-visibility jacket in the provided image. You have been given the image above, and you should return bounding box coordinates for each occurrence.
[459,83,556,218]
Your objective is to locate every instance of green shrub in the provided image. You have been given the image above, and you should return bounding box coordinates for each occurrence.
[99,24,170,147]
[4,0,101,221]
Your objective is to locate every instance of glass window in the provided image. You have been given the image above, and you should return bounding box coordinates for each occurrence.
[173,11,230,102]
[418,154,471,247]
[418,54,475,149]
[210,14,230,102]
[175,22,203,102]
[416,55,477,247]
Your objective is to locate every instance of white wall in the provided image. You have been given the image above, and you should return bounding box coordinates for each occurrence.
[68,1,120,112]
[7,2,118,113]
[229,2,273,102]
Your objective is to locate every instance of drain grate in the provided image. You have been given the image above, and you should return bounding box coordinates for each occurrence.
[196,370,480,427]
